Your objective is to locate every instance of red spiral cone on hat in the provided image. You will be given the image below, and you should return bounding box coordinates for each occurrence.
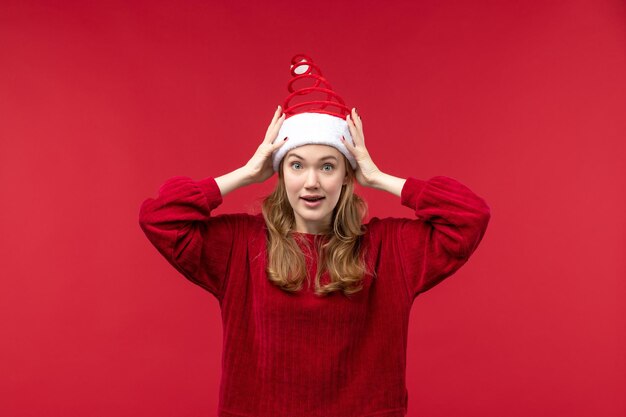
[282,54,351,119]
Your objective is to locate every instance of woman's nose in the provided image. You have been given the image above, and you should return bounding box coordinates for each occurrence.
[304,169,320,188]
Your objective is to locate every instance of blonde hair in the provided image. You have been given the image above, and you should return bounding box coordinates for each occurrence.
[261,156,369,297]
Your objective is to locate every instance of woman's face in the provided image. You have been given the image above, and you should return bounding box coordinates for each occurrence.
[282,144,348,234]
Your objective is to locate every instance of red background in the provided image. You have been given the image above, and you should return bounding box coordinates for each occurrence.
[1,0,625,416]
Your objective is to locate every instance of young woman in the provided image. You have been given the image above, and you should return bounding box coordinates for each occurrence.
[139,105,491,417]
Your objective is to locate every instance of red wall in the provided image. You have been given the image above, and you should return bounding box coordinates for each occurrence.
[1,0,624,416]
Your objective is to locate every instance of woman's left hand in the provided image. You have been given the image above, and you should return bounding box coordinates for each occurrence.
[342,108,382,188]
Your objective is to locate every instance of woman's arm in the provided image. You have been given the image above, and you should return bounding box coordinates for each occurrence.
[138,106,289,299]
[138,175,231,299]
[368,172,406,198]
[396,175,491,297]
[343,107,491,298]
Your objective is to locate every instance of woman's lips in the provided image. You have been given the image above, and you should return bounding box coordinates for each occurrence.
[300,196,325,208]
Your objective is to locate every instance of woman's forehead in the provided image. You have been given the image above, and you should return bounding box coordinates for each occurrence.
[285,144,342,160]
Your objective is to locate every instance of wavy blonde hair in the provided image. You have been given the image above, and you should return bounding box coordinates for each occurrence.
[261,156,369,297]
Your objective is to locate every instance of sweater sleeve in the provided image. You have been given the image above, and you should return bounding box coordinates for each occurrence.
[138,176,236,301]
[396,176,491,299]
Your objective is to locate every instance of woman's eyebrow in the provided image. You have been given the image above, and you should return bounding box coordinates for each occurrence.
[287,153,338,162]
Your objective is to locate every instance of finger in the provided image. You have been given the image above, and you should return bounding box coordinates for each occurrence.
[341,135,357,157]
[274,105,282,118]
[350,108,364,133]
[345,114,355,140]
[353,108,364,132]
[264,114,279,144]
[346,114,363,146]
[271,111,286,131]
[264,110,285,144]
[269,105,281,125]
[271,113,286,138]
[271,135,289,151]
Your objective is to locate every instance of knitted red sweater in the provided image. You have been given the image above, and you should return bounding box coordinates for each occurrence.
[139,175,491,417]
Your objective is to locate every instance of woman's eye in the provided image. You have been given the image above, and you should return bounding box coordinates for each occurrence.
[322,164,334,172]
[291,162,302,170]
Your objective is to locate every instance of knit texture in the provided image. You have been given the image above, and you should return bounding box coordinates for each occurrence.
[138,175,491,417]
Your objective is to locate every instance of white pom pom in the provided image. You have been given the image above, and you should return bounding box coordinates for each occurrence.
[291,58,309,75]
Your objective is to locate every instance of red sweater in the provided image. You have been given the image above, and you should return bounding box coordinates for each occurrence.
[138,175,491,417]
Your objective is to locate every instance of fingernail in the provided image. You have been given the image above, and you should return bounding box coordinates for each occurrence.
[341,136,345,141]
[284,137,288,141]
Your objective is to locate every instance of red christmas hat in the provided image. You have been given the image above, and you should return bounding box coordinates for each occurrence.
[272,54,356,171]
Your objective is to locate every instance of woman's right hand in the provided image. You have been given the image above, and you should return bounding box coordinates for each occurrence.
[243,105,288,184]
[215,106,288,197]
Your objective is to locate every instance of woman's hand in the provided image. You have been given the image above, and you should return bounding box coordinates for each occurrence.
[215,106,288,197]
[342,108,407,196]
[342,108,382,188]
[243,105,289,184]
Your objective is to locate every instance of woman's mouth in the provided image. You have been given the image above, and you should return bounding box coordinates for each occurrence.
[300,196,325,208]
